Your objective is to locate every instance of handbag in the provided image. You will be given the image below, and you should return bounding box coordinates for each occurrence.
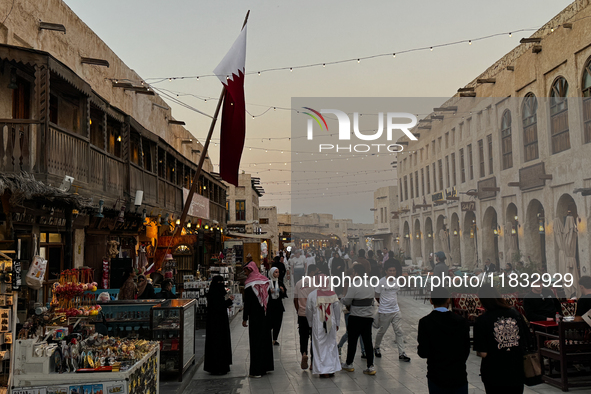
[523,352,542,386]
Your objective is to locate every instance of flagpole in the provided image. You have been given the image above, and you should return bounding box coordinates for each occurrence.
[161,10,250,264]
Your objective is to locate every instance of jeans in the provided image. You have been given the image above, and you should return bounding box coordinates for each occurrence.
[338,312,365,352]
[346,315,374,368]
[374,311,405,355]
[427,380,468,394]
[297,315,312,360]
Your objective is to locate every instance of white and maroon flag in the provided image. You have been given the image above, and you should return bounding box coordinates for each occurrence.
[213,24,247,186]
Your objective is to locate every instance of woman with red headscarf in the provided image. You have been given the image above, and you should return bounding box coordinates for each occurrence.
[241,261,274,377]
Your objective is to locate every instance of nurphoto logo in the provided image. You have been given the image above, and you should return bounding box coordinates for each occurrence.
[303,108,418,153]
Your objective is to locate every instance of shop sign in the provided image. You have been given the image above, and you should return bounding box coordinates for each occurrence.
[183,188,210,220]
[11,212,36,224]
[227,226,245,233]
[461,201,476,212]
[477,176,497,199]
[519,162,545,190]
[445,187,457,199]
[39,216,66,226]
[431,192,444,202]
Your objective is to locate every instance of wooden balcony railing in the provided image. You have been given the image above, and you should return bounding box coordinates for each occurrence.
[0,120,42,174]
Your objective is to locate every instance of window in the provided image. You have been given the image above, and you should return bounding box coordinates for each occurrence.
[438,160,443,191]
[501,110,513,169]
[89,105,104,149]
[451,153,457,186]
[166,154,175,183]
[158,148,166,178]
[335,223,339,228]
[226,201,229,222]
[260,218,269,224]
[432,140,436,155]
[445,156,450,188]
[399,179,403,202]
[487,134,493,174]
[404,176,408,200]
[420,149,423,162]
[410,175,414,199]
[438,137,442,154]
[49,94,58,124]
[522,93,539,161]
[235,200,246,221]
[478,139,485,178]
[415,171,419,197]
[550,77,570,154]
[426,145,429,160]
[11,75,31,120]
[432,163,437,191]
[426,167,431,194]
[107,118,123,158]
[460,148,465,183]
[468,144,474,180]
[325,223,329,228]
[451,128,455,145]
[130,131,141,166]
[583,58,591,143]
[142,139,154,172]
[421,169,425,196]
[445,132,449,149]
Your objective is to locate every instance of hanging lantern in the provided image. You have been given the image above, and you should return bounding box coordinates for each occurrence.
[416,232,420,239]
[539,220,545,234]
[117,205,126,223]
[511,227,516,235]
[493,227,498,236]
[96,200,105,218]
[470,228,474,238]
[405,233,410,238]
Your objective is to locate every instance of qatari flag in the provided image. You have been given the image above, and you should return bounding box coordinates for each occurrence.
[213,24,247,186]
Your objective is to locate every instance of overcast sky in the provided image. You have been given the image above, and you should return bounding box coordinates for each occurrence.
[64,0,572,223]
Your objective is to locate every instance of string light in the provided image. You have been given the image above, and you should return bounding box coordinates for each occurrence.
[115,25,573,85]
[468,40,472,45]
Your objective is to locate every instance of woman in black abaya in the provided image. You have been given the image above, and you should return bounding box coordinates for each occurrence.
[204,276,234,375]
[242,261,274,378]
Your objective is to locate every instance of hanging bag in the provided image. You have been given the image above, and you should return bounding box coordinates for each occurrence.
[26,235,47,290]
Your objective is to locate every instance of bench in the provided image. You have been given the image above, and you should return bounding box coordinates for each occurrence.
[536,321,591,391]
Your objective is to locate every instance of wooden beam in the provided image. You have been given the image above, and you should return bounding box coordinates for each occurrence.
[508,182,521,187]
[539,174,553,180]
[477,78,496,84]
[482,187,501,192]
[446,196,460,201]
[457,87,474,92]
[433,106,458,112]
[520,37,542,44]
[466,191,479,196]
[563,23,573,29]
[132,90,155,96]
[532,45,542,54]
[415,204,432,208]
[418,125,431,130]
[112,82,133,88]
[460,92,476,97]
[81,57,110,67]
[39,22,66,33]
[507,66,515,71]
[398,141,409,146]
[168,120,186,126]
[412,133,420,139]
[420,118,432,123]
[431,115,444,120]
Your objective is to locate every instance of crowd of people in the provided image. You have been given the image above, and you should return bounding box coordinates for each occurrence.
[201,245,591,394]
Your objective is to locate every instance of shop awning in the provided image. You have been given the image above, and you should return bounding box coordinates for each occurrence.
[227,232,269,240]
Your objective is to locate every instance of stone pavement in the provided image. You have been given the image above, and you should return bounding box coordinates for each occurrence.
[184,291,583,394]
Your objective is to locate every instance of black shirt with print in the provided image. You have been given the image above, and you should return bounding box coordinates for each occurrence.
[474,307,526,387]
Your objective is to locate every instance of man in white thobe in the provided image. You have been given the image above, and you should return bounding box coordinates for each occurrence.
[306,275,342,377]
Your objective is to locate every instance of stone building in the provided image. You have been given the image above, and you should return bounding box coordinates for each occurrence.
[259,206,278,255]
[397,0,591,290]
[224,172,264,234]
[368,186,399,253]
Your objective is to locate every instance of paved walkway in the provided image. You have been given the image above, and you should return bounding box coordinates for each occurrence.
[184,291,582,394]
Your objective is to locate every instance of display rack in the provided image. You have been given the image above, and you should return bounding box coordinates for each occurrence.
[150,299,195,382]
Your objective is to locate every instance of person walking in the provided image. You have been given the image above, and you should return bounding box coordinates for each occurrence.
[337,267,366,358]
[272,255,287,284]
[374,261,410,361]
[306,274,342,378]
[204,276,234,375]
[289,250,307,285]
[267,267,286,345]
[418,287,470,394]
[341,264,376,375]
[242,261,274,378]
[294,264,319,370]
[433,251,449,279]
[474,286,529,394]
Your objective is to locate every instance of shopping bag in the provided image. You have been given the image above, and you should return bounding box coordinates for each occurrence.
[25,255,47,290]
[523,352,542,386]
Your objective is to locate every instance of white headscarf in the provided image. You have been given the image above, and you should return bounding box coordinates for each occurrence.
[268,267,280,299]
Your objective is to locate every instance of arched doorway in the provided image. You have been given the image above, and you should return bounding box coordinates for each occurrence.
[505,203,520,265]
[403,221,411,260]
[482,206,499,267]
[413,218,422,262]
[450,213,461,267]
[555,194,580,294]
[425,217,434,267]
[463,211,477,268]
[525,199,546,270]
[435,215,445,252]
